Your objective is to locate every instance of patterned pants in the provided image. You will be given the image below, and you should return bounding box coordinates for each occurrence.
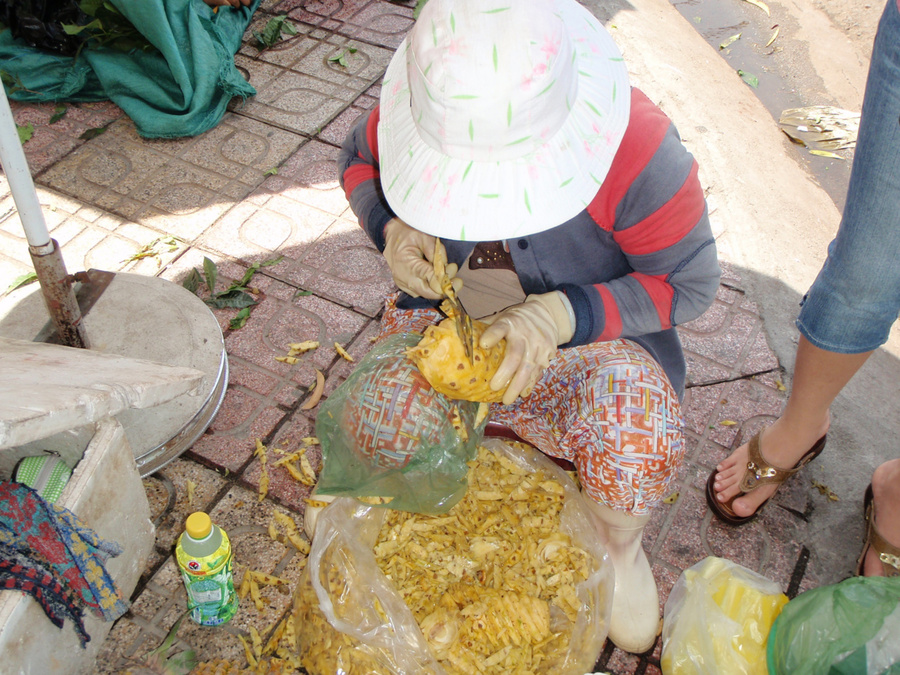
[380,299,686,515]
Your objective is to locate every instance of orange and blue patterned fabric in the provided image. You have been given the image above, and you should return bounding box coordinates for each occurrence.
[0,481,128,646]
[380,299,685,515]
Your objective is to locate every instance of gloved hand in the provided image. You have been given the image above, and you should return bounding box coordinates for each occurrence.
[479,291,576,405]
[383,218,459,299]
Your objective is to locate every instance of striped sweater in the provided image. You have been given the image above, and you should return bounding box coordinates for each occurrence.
[339,87,721,397]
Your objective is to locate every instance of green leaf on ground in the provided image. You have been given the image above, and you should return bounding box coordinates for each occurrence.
[122,236,182,266]
[182,268,203,294]
[134,609,197,675]
[5,271,38,295]
[79,127,106,140]
[293,289,312,299]
[264,167,278,176]
[738,70,759,88]
[49,104,68,124]
[202,256,218,294]
[328,47,358,69]
[253,15,297,50]
[719,33,741,50]
[205,288,257,309]
[229,307,252,330]
[17,123,34,144]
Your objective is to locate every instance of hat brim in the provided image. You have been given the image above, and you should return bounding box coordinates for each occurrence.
[378,0,630,242]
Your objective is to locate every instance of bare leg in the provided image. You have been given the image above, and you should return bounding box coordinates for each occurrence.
[711,336,872,518]
[863,458,900,576]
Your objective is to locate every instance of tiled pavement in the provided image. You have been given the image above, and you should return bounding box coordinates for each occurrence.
[0,1,841,673]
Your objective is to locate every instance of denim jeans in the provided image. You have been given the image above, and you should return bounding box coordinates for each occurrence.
[796,0,900,353]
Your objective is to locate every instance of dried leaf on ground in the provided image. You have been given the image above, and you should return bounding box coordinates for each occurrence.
[719,33,741,50]
[743,0,770,15]
[258,467,269,502]
[186,480,196,506]
[300,370,326,410]
[811,479,840,501]
[810,149,845,159]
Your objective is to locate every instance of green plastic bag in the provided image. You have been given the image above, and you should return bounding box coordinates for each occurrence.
[314,333,486,515]
[767,575,900,675]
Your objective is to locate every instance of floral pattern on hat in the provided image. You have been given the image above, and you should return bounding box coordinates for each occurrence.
[379,0,630,241]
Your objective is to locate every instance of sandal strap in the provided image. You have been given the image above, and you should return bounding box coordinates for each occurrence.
[865,497,900,578]
[737,434,823,493]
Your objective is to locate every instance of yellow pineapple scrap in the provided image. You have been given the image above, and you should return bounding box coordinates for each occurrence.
[407,318,507,403]
[334,341,354,362]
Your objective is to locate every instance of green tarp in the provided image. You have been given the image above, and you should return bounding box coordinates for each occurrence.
[0,0,261,138]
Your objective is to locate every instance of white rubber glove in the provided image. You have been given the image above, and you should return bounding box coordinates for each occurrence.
[479,291,576,405]
[383,218,459,299]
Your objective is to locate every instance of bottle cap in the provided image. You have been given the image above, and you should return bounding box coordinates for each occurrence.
[185,512,213,540]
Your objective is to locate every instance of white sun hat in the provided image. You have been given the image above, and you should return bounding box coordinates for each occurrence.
[378,0,631,242]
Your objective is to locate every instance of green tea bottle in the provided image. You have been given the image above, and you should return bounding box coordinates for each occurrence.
[175,512,239,626]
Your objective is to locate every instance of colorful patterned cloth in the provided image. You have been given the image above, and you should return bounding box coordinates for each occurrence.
[0,481,129,646]
[0,541,89,646]
[380,298,685,515]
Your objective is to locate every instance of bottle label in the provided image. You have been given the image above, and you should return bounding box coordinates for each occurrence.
[176,529,239,626]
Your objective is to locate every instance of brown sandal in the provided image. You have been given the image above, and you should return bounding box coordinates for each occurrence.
[856,484,900,577]
[705,432,826,525]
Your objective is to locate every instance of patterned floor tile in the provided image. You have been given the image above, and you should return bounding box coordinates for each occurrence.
[12,99,125,176]
[36,115,304,243]
[283,0,415,50]
[232,63,380,137]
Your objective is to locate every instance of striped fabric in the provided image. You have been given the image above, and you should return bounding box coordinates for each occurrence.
[338,87,721,397]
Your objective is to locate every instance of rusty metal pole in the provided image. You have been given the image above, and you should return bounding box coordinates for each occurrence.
[28,240,90,348]
[0,84,88,348]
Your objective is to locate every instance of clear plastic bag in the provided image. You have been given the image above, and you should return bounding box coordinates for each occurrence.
[661,556,789,675]
[294,438,613,675]
[766,575,900,675]
[315,333,485,514]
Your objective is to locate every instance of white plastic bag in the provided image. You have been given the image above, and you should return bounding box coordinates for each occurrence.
[295,438,613,675]
[661,556,788,675]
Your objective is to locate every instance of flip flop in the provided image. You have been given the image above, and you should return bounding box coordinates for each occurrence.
[856,484,900,577]
[705,432,827,525]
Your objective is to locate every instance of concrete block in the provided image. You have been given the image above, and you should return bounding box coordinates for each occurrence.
[0,417,155,675]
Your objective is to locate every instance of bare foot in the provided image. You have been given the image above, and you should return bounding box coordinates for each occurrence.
[712,416,829,519]
[862,458,900,576]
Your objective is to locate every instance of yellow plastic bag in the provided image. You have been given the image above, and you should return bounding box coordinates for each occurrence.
[661,556,789,675]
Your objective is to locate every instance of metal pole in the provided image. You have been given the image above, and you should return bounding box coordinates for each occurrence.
[0,84,88,348]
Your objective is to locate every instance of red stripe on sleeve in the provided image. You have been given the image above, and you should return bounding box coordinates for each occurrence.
[596,285,623,340]
[368,106,381,163]
[342,164,379,199]
[587,89,671,231]
[632,272,675,329]
[614,161,706,255]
